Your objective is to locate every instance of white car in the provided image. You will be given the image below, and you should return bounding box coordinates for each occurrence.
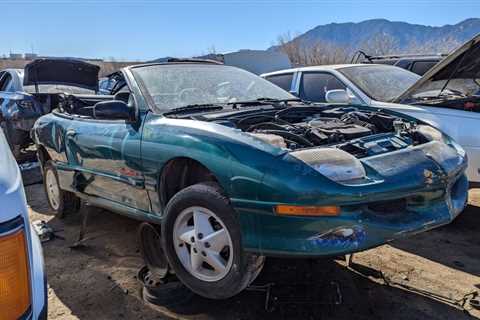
[0,128,47,319]
[262,35,480,186]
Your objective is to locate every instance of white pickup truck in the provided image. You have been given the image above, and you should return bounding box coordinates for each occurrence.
[0,128,47,319]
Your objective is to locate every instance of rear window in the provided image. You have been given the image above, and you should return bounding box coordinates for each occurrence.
[265,73,293,91]
[410,61,437,75]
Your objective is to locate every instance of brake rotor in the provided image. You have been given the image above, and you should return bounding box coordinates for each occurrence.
[138,222,169,279]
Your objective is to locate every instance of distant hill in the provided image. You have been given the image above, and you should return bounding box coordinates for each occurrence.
[271,18,480,54]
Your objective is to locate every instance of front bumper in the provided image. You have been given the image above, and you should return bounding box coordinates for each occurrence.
[234,140,468,257]
[236,173,467,257]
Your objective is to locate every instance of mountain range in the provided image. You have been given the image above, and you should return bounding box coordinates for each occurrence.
[271,18,480,54]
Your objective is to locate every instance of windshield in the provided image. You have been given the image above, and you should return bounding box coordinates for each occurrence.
[339,65,421,102]
[131,64,295,110]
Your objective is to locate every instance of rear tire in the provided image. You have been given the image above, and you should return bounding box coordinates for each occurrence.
[162,182,264,299]
[43,160,80,218]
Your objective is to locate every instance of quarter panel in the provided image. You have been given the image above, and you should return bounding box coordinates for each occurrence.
[141,113,280,217]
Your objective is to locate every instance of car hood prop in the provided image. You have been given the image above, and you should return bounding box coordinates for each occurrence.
[394,33,480,103]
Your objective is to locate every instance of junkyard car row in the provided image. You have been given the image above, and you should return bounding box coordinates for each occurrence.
[0,34,477,311]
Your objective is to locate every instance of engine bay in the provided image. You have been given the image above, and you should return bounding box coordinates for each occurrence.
[199,105,431,158]
[412,95,480,112]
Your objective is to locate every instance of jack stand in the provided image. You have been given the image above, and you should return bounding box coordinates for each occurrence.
[346,253,354,267]
[69,202,91,249]
[246,283,275,312]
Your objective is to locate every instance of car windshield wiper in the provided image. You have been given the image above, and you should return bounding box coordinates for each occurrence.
[164,104,224,115]
[227,97,301,107]
[414,91,467,101]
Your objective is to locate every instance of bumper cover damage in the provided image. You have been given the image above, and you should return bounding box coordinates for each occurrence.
[236,140,468,257]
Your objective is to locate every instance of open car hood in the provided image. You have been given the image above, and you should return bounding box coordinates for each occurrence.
[23,58,100,91]
[394,33,480,103]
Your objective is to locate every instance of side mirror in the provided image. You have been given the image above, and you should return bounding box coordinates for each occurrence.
[93,100,133,120]
[325,89,351,104]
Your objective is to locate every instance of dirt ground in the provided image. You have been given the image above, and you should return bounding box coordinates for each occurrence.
[26,182,480,320]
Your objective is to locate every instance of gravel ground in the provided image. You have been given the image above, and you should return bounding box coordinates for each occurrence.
[26,182,480,320]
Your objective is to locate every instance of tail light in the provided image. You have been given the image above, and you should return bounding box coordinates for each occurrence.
[0,228,31,320]
[18,100,34,109]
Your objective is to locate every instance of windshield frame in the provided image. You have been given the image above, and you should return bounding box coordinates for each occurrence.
[130,63,296,113]
[338,64,421,102]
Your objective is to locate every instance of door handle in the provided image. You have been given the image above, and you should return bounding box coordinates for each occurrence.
[66,129,77,137]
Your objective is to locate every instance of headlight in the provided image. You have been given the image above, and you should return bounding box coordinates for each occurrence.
[0,228,31,319]
[290,148,366,182]
[417,125,466,157]
[18,100,34,109]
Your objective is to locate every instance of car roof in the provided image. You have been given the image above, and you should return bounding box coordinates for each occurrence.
[1,68,23,74]
[261,63,387,77]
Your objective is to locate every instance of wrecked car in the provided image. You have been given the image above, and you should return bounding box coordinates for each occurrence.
[32,60,467,299]
[262,35,480,187]
[0,127,47,319]
[351,51,445,75]
[0,58,100,158]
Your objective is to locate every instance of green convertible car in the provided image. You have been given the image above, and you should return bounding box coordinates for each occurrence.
[32,58,468,299]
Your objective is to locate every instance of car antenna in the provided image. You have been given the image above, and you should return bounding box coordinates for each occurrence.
[437,40,474,97]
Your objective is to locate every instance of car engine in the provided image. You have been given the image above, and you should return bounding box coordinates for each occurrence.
[208,106,430,158]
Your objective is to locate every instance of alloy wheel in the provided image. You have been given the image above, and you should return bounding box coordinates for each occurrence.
[173,206,233,282]
[45,169,61,211]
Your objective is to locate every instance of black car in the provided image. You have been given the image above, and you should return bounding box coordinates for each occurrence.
[351,51,447,75]
[0,58,100,158]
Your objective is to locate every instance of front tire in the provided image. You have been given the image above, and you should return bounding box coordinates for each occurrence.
[43,161,81,218]
[162,182,264,299]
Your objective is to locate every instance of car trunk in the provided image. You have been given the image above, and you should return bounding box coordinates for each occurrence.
[21,58,101,116]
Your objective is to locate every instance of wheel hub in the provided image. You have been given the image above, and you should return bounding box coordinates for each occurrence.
[45,169,60,211]
[173,206,233,282]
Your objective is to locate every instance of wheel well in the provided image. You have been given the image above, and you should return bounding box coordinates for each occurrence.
[159,158,218,207]
[37,145,51,167]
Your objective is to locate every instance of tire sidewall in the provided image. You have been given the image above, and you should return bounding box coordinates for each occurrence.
[162,183,248,299]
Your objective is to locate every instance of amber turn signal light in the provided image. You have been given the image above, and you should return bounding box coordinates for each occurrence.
[0,229,31,320]
[275,205,340,216]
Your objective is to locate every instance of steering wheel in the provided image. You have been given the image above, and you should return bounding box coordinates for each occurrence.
[178,88,205,103]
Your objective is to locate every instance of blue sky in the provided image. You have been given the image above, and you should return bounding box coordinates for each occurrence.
[1,0,479,61]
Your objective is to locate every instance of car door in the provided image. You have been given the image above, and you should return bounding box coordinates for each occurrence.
[297,71,349,103]
[64,93,150,211]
